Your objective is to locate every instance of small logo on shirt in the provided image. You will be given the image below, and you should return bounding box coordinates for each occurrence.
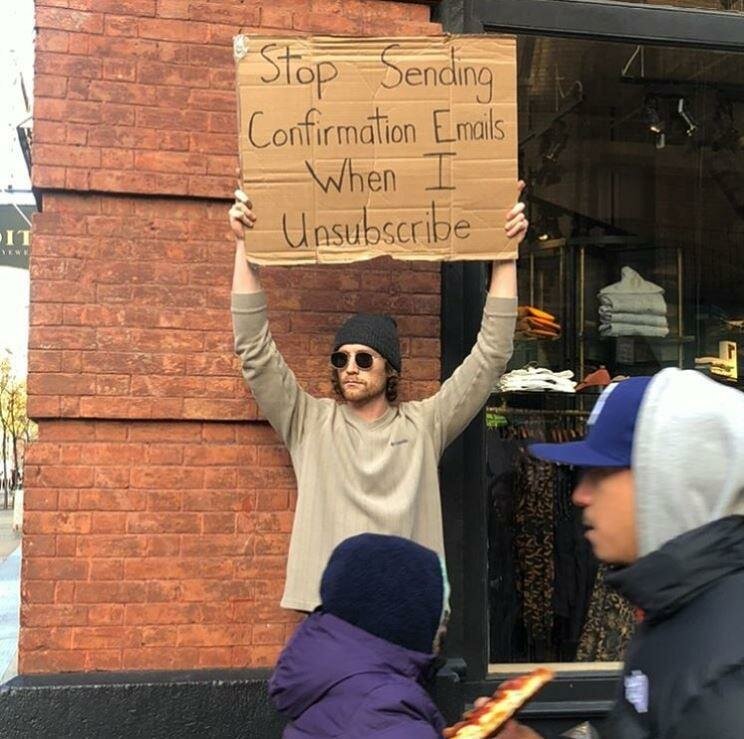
[624,670,649,714]
[390,439,409,446]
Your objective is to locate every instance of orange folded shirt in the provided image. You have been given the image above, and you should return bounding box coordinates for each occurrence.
[518,316,562,334]
[518,306,557,323]
[516,328,560,340]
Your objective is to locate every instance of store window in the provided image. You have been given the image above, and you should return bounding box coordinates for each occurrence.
[487,35,744,669]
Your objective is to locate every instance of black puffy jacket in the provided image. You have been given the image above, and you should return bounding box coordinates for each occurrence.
[602,515,744,739]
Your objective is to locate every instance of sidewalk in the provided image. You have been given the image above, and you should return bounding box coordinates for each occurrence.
[0,506,21,560]
[0,507,21,682]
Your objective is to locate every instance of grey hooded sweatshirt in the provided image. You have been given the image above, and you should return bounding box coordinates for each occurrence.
[604,368,744,738]
[632,367,744,555]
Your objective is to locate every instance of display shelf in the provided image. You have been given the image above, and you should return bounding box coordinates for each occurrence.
[578,238,685,375]
[579,332,695,344]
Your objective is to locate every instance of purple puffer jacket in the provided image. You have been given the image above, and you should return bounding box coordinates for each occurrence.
[268,612,446,738]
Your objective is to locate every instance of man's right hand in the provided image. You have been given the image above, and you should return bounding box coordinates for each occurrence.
[230,189,262,293]
[229,189,257,242]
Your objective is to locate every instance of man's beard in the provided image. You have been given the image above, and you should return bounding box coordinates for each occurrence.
[341,378,386,403]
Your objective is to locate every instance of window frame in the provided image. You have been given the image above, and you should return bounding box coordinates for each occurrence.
[435,0,744,723]
[476,0,744,51]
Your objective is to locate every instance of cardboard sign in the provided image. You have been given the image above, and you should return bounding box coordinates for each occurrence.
[234,34,517,265]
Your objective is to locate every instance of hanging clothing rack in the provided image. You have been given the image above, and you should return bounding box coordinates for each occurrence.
[488,405,591,418]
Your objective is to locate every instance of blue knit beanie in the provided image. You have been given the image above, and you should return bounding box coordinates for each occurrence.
[320,534,445,655]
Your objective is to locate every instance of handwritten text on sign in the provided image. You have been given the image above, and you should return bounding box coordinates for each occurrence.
[234,35,517,264]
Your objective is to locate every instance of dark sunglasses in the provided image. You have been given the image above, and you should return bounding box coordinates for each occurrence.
[330,350,378,370]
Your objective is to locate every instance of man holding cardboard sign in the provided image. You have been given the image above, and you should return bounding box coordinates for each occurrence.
[230,33,524,610]
[229,185,527,612]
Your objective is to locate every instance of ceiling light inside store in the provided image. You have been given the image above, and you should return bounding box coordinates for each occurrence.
[643,97,665,134]
[542,120,569,162]
[534,120,569,186]
[533,210,561,242]
[712,98,742,152]
[677,98,697,137]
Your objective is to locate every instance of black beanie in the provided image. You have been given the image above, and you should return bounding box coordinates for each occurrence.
[320,533,444,655]
[332,313,401,372]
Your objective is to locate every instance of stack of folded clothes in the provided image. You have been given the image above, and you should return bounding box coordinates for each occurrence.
[516,306,562,340]
[575,366,611,392]
[498,365,577,393]
[695,356,737,382]
[695,342,738,382]
[597,267,669,338]
[576,367,630,392]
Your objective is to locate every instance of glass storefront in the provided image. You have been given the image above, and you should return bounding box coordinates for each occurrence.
[486,35,744,667]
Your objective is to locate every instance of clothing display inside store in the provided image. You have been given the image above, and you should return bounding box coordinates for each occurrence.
[487,408,635,664]
[479,32,744,680]
[695,340,738,383]
[575,565,637,663]
[575,368,630,392]
[575,367,611,392]
[516,306,562,340]
[498,366,577,393]
[510,234,688,383]
[597,266,669,338]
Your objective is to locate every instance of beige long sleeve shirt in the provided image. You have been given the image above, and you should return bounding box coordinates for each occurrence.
[232,291,517,611]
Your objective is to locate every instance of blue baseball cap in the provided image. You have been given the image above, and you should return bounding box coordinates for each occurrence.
[529,376,653,467]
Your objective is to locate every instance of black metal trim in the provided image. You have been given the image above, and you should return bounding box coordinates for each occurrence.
[434,0,482,33]
[462,671,621,724]
[0,668,284,739]
[2,666,273,689]
[459,262,491,680]
[476,0,744,51]
[439,262,466,663]
[438,261,492,678]
[518,700,615,718]
[464,670,621,696]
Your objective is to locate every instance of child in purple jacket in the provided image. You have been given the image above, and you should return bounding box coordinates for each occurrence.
[268,533,450,738]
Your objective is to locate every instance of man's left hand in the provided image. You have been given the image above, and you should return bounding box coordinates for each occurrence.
[505,180,528,244]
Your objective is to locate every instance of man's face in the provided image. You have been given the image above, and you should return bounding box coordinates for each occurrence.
[335,343,388,404]
[572,467,638,565]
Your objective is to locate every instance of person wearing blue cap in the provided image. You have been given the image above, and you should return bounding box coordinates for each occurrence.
[228,184,528,613]
[521,368,744,738]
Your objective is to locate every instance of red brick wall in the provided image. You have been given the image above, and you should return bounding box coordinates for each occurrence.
[33,0,438,197]
[22,419,297,672]
[24,0,442,674]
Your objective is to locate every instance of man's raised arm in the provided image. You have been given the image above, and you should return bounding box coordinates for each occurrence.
[424,182,527,455]
[230,192,318,449]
